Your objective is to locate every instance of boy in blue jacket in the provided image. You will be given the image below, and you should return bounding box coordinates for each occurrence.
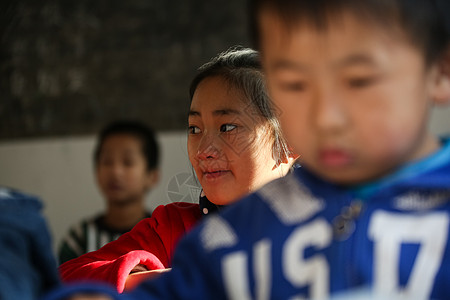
[45,0,450,299]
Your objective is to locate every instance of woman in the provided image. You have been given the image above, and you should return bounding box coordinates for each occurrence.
[59,46,296,293]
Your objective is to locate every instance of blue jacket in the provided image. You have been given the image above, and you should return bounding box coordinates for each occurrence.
[0,188,60,300]
[45,138,450,299]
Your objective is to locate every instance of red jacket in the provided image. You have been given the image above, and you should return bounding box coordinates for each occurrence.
[59,202,202,292]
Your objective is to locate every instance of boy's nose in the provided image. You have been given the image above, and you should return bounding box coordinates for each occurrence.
[108,162,125,176]
[313,89,348,133]
[196,133,221,160]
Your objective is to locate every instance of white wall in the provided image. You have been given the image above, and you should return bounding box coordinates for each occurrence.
[430,105,450,135]
[0,131,196,252]
[0,106,449,252]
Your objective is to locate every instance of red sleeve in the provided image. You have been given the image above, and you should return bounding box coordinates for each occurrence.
[59,202,201,292]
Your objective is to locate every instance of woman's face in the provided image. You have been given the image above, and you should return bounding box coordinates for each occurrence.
[188,76,281,205]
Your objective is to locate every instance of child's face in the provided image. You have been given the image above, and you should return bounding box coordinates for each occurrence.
[188,76,281,205]
[96,134,156,204]
[260,10,442,185]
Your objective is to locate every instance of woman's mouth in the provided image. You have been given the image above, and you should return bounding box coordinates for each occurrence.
[203,170,231,180]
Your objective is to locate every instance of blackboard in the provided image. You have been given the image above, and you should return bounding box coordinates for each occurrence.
[0,0,249,140]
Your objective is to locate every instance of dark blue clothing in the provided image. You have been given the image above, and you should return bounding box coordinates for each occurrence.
[0,188,60,300]
[199,191,222,216]
[44,138,450,299]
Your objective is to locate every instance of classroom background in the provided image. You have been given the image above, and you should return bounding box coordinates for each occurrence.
[1,0,449,252]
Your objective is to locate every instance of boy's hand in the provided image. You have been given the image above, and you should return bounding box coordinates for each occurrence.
[124,268,171,292]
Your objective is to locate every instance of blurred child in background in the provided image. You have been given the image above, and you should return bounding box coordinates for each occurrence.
[58,120,160,264]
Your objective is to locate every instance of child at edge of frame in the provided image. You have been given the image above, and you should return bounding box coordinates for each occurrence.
[0,187,60,300]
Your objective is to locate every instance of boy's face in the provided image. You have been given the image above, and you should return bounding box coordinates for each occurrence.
[96,134,156,205]
[260,10,441,185]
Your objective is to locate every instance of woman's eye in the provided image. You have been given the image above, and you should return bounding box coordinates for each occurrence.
[188,126,201,134]
[279,81,306,92]
[220,124,237,133]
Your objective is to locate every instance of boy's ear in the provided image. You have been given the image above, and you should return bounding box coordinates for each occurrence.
[146,169,160,188]
[432,46,450,105]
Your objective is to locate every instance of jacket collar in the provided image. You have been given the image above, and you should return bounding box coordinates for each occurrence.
[199,191,223,216]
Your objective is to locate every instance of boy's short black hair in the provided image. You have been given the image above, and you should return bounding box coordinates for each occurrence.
[249,0,450,64]
[94,120,159,171]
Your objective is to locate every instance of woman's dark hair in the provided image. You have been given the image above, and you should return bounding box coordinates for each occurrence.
[189,46,291,164]
[249,0,450,64]
[94,120,159,171]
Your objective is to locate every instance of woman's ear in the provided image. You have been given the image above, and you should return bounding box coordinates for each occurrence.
[281,150,300,165]
[272,147,300,170]
[432,46,450,105]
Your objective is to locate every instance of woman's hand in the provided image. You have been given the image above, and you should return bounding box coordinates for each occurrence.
[124,268,171,292]
[129,264,148,274]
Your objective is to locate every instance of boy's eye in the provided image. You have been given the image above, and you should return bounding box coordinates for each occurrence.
[99,157,113,166]
[123,158,136,167]
[220,124,237,133]
[188,126,201,134]
[347,77,376,88]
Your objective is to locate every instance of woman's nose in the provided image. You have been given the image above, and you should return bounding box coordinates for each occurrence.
[196,133,221,160]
